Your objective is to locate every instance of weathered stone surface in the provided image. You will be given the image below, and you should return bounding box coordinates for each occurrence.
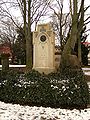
[33,23,55,74]
[67,54,80,68]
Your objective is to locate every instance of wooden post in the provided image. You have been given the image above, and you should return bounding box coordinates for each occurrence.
[1,53,10,72]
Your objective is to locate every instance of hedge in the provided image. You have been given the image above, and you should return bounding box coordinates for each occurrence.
[0,68,89,109]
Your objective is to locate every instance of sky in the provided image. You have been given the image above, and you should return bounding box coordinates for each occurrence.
[1,0,90,41]
[37,0,90,41]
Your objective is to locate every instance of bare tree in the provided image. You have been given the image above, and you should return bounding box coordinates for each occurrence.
[60,0,90,70]
[0,19,17,64]
[0,0,51,70]
[21,0,51,70]
[50,0,71,49]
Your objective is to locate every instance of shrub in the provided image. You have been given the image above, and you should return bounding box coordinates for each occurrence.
[0,68,89,109]
[56,67,90,108]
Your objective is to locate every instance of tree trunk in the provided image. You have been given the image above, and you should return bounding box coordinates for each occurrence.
[59,21,63,48]
[23,0,33,71]
[78,0,84,64]
[1,54,9,72]
[26,0,33,71]
[60,0,78,69]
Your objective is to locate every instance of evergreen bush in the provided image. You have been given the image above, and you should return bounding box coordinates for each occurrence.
[0,69,89,109]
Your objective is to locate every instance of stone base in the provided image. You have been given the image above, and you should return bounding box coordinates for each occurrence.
[33,67,55,74]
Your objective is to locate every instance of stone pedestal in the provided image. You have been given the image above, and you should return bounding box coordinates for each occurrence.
[33,23,55,74]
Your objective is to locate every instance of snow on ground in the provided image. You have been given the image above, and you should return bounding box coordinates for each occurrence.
[0,101,90,120]
[82,67,90,75]
[0,65,26,67]
[82,68,90,71]
[84,72,90,75]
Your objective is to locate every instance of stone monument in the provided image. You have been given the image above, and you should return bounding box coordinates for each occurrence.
[33,23,55,74]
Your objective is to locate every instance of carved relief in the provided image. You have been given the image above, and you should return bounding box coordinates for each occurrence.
[47,31,51,37]
[40,26,46,32]
[35,32,38,38]
[33,23,55,74]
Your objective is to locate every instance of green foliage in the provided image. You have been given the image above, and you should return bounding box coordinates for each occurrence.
[74,42,89,66]
[0,69,89,109]
[49,67,89,108]
[13,27,26,64]
[74,26,89,66]
[80,27,89,66]
[81,44,89,66]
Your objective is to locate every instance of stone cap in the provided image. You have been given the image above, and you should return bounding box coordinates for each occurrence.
[36,23,53,32]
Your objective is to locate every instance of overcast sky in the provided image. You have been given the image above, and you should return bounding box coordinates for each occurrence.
[55,0,90,41]
[2,0,90,41]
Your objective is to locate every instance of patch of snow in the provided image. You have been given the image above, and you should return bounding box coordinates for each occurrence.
[82,67,90,75]
[62,86,66,91]
[84,72,90,75]
[82,68,90,71]
[0,65,26,67]
[9,65,26,67]
[0,101,90,120]
[87,82,90,89]
[51,85,58,89]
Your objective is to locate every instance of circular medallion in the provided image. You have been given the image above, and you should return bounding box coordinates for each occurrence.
[40,35,46,42]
